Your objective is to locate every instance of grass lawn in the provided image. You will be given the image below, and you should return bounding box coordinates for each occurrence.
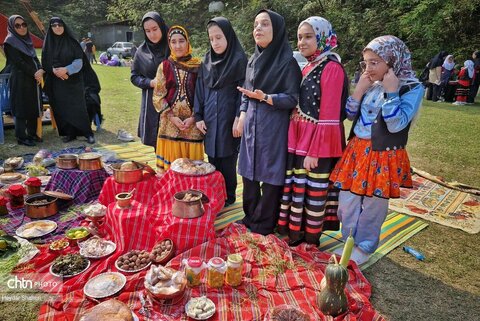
[1,55,479,320]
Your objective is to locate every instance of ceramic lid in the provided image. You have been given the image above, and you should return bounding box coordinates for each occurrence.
[208,257,226,268]
[187,257,204,268]
[43,190,74,200]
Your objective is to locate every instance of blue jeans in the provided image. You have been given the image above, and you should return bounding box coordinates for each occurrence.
[337,190,389,253]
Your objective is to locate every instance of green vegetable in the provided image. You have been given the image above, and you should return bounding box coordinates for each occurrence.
[339,229,354,267]
[0,235,20,259]
[317,255,349,317]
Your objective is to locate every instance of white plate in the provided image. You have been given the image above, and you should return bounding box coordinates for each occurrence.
[185,297,216,320]
[15,220,58,239]
[79,239,116,259]
[50,257,90,278]
[83,272,126,299]
[115,257,151,274]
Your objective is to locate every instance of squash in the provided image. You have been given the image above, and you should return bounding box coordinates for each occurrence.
[317,255,348,317]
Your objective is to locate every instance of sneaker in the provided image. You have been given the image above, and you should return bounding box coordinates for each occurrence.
[117,129,134,142]
[452,101,461,105]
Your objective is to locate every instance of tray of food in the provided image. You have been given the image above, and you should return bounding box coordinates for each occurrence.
[79,236,116,259]
[3,157,24,170]
[185,296,216,320]
[83,272,126,299]
[0,172,27,185]
[170,158,215,176]
[115,250,151,273]
[50,253,90,278]
[15,220,57,239]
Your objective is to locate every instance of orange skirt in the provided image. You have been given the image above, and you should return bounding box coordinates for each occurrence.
[329,136,412,199]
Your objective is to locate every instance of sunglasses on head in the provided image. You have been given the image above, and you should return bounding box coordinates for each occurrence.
[51,23,64,28]
[14,22,28,29]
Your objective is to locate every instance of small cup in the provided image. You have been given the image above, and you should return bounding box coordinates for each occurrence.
[115,192,133,208]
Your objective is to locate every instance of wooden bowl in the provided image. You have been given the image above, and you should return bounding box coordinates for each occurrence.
[150,239,175,265]
[145,268,187,301]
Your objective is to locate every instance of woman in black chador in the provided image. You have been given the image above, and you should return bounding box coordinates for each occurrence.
[42,17,94,144]
[3,15,44,146]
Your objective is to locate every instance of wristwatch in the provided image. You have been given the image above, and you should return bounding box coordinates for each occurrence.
[260,93,269,102]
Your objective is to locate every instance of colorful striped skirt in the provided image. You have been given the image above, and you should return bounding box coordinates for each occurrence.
[329,136,412,199]
[277,153,340,245]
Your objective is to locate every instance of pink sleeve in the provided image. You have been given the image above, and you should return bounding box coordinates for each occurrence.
[307,62,346,158]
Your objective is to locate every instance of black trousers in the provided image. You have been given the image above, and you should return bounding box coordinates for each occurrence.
[468,80,479,103]
[15,117,37,140]
[431,83,442,101]
[242,177,283,235]
[208,153,238,205]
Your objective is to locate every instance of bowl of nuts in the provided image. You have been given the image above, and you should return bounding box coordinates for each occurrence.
[149,239,175,265]
[115,249,151,273]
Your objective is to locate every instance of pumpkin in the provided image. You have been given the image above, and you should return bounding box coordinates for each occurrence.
[317,255,348,317]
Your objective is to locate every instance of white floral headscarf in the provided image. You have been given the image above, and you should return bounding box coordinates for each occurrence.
[464,60,474,78]
[299,16,340,62]
[364,35,420,85]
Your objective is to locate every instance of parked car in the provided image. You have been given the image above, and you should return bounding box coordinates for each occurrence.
[106,42,135,58]
[293,51,308,70]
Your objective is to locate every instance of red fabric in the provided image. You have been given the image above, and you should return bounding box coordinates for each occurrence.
[98,174,159,207]
[36,224,384,321]
[288,62,345,158]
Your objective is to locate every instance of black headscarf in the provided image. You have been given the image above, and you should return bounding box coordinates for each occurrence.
[42,17,84,71]
[246,9,299,93]
[202,17,247,89]
[132,12,170,79]
[429,51,448,68]
[4,15,36,57]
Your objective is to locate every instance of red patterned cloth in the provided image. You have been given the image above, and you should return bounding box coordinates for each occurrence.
[99,170,226,254]
[98,174,160,206]
[35,224,384,321]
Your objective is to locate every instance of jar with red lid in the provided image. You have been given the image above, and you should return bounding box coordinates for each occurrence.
[184,256,206,287]
[207,257,227,288]
[25,177,42,195]
[0,196,8,215]
[7,184,27,208]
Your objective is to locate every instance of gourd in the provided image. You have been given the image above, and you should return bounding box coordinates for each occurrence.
[317,255,349,317]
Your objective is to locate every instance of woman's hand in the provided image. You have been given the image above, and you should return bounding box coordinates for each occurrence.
[182,117,195,130]
[382,68,400,93]
[232,117,241,137]
[303,156,318,172]
[53,67,69,80]
[352,71,373,101]
[237,87,265,101]
[196,120,207,134]
[34,69,45,83]
[150,78,157,88]
[235,112,246,137]
[169,116,185,130]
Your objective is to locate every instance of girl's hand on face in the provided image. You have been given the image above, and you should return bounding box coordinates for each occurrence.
[232,117,241,137]
[382,68,400,93]
[352,71,374,101]
[196,120,207,134]
[303,156,318,171]
[236,112,246,137]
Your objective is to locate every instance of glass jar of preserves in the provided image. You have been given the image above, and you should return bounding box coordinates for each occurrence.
[25,177,42,195]
[0,196,8,216]
[184,257,206,287]
[226,254,243,287]
[207,257,226,288]
[7,184,27,209]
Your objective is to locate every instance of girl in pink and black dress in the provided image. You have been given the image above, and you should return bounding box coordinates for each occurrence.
[277,17,348,246]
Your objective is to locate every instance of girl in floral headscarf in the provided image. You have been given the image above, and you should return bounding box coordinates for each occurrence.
[277,17,348,246]
[330,35,424,264]
[152,25,204,170]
